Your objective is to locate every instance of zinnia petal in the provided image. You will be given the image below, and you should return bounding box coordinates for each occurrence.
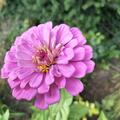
[1,67,9,78]
[8,78,20,89]
[72,47,85,61]
[18,60,35,68]
[72,62,87,78]
[35,95,48,110]
[5,51,16,62]
[45,67,54,85]
[65,78,84,96]
[55,77,66,88]
[56,24,73,45]
[84,45,93,60]
[65,38,78,48]
[58,64,75,78]
[71,27,86,45]
[38,80,49,94]
[45,85,60,104]
[12,86,37,101]
[29,73,43,88]
[85,60,95,73]
[18,68,33,79]
[38,21,52,46]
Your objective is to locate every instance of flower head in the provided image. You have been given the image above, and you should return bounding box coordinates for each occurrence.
[1,22,95,109]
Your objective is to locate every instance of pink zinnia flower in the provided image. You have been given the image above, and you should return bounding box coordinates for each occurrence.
[1,22,95,109]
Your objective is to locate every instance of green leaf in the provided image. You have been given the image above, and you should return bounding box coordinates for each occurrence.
[3,109,9,120]
[31,110,49,120]
[68,103,89,120]
[102,99,114,110]
[0,115,2,120]
[98,111,108,120]
[0,104,10,120]
[50,89,72,119]
[0,109,9,120]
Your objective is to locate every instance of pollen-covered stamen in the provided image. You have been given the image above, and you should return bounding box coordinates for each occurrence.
[37,65,49,73]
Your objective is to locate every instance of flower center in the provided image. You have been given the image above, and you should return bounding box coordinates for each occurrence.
[32,44,62,73]
[32,47,55,73]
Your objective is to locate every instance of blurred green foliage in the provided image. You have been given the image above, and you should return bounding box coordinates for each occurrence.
[98,111,108,120]
[0,0,120,62]
[69,96,99,120]
[99,90,120,120]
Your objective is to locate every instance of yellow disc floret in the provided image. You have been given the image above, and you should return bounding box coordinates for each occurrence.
[37,65,49,73]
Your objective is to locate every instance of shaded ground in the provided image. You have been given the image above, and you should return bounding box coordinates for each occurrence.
[83,59,120,102]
